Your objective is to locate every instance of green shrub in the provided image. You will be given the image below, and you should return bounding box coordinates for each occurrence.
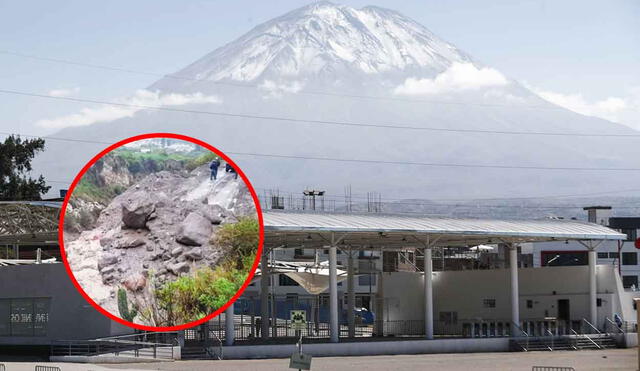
[215,217,260,268]
[117,288,138,322]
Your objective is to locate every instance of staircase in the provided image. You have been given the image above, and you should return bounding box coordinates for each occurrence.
[511,334,618,352]
[181,345,222,360]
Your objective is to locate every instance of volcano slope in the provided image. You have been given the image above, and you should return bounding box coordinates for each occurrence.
[63,164,257,326]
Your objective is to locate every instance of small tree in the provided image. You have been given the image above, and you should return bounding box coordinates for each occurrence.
[0,135,50,200]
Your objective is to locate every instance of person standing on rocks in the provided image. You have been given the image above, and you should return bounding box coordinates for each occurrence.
[209,157,221,180]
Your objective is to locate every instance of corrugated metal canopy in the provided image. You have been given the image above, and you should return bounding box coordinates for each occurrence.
[263,211,626,249]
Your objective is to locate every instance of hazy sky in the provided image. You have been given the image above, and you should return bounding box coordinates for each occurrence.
[1,0,638,135]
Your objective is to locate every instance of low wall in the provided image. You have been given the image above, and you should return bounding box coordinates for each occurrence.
[222,338,510,359]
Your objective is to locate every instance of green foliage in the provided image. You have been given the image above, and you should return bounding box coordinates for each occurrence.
[185,151,220,171]
[113,148,192,174]
[117,288,138,322]
[215,217,260,268]
[0,135,50,200]
[155,217,259,326]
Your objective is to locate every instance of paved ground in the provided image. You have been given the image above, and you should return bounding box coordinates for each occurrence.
[4,348,634,371]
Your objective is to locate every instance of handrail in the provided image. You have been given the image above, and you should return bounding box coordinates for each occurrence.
[545,329,554,351]
[571,328,601,349]
[511,322,529,351]
[569,329,579,350]
[581,318,601,335]
[604,317,624,334]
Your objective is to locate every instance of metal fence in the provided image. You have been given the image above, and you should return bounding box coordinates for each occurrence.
[35,367,61,371]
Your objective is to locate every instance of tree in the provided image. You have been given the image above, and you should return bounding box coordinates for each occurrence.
[0,135,50,200]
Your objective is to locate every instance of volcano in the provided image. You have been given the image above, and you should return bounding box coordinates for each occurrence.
[37,2,640,202]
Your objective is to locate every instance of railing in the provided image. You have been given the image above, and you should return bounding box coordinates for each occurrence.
[545,329,555,351]
[51,332,177,360]
[604,317,624,335]
[570,328,600,349]
[512,322,530,351]
[35,367,61,371]
[532,367,575,371]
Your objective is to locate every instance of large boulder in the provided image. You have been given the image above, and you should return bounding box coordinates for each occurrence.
[175,212,212,246]
[121,194,156,229]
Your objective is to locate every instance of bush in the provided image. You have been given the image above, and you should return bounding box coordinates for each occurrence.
[186,152,220,171]
[215,217,260,268]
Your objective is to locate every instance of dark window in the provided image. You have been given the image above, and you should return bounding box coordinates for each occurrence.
[622,229,638,242]
[439,311,458,325]
[526,300,533,309]
[483,299,496,308]
[609,252,619,259]
[597,298,602,307]
[622,252,638,266]
[278,275,299,286]
[623,275,638,288]
[294,248,303,256]
[358,274,376,286]
[542,251,588,266]
[597,252,608,259]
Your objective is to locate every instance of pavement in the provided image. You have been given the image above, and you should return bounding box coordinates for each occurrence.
[3,348,635,371]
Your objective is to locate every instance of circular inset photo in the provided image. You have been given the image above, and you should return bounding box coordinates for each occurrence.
[59,133,263,330]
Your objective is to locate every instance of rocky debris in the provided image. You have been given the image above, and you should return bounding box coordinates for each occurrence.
[175,212,212,246]
[168,261,190,275]
[184,247,203,261]
[115,237,146,249]
[98,253,119,270]
[65,164,257,325]
[122,193,156,229]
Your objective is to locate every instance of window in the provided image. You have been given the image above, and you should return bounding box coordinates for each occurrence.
[623,275,638,289]
[526,300,533,309]
[622,252,638,266]
[483,299,496,308]
[597,252,609,259]
[358,274,376,286]
[439,311,458,325]
[622,229,638,242]
[597,298,602,307]
[609,252,619,259]
[278,275,299,286]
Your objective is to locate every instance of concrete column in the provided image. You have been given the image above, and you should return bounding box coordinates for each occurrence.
[375,270,385,337]
[225,303,234,346]
[424,247,434,339]
[329,245,339,343]
[509,244,520,336]
[347,251,355,338]
[588,247,597,327]
[260,250,269,339]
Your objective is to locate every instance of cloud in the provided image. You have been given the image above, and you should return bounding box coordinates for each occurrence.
[530,85,640,130]
[259,80,304,98]
[37,90,221,129]
[48,87,80,97]
[394,62,509,96]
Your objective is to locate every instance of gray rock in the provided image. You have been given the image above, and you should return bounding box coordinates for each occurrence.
[184,247,204,261]
[167,262,190,275]
[121,194,155,229]
[100,266,115,275]
[98,254,118,270]
[201,204,227,224]
[115,237,146,249]
[171,246,183,257]
[99,237,113,248]
[175,212,212,246]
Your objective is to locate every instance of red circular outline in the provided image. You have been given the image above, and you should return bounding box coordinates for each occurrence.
[57,133,264,332]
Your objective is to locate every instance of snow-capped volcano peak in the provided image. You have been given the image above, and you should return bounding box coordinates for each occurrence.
[172,2,472,83]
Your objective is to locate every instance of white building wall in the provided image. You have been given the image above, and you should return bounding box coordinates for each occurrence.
[383,265,627,328]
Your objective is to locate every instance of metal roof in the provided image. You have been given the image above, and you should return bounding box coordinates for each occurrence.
[263,211,626,249]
